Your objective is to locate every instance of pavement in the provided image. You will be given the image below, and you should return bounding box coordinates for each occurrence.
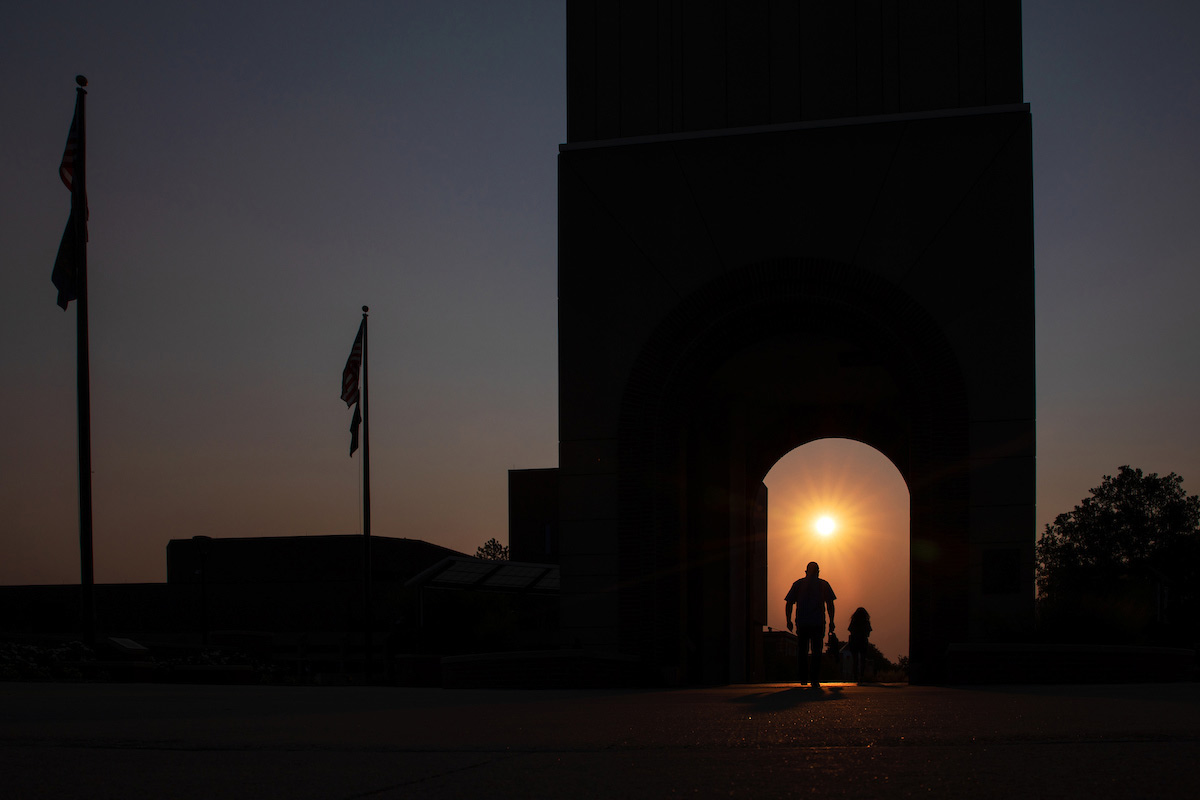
[2,680,1198,798]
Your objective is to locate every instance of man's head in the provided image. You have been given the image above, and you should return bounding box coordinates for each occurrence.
[806,561,820,577]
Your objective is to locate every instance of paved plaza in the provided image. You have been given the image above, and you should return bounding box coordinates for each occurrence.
[2,681,1198,798]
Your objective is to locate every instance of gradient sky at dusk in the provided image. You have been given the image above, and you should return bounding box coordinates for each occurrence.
[3,3,1199,661]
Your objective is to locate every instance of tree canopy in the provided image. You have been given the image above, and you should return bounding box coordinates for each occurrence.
[475,538,510,561]
[1036,466,1200,639]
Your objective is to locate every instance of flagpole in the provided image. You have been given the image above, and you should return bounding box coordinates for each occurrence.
[72,75,95,645]
[360,306,372,677]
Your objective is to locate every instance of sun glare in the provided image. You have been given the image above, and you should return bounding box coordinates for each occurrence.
[815,515,836,536]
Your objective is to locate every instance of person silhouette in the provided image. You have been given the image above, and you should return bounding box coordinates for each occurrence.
[785,561,836,688]
[847,606,872,683]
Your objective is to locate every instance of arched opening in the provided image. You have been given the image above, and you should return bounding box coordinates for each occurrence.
[763,438,910,668]
[615,260,970,684]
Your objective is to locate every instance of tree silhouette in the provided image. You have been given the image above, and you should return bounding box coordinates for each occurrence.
[1037,466,1200,641]
[475,538,510,561]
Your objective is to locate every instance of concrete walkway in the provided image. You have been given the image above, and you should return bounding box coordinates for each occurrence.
[2,681,1197,798]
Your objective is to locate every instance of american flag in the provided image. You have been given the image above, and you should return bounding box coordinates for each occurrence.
[52,88,86,310]
[341,320,364,407]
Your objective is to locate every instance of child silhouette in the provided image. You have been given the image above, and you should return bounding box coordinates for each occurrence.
[847,607,872,683]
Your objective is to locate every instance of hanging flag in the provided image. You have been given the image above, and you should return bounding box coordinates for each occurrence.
[52,85,87,310]
[341,320,364,407]
[341,318,365,456]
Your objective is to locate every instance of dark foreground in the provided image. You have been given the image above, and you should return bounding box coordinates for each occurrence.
[2,681,1198,798]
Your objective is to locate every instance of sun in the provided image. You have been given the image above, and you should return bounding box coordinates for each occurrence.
[815,515,836,537]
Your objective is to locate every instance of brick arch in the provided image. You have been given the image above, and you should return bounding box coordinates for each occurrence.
[616,258,969,682]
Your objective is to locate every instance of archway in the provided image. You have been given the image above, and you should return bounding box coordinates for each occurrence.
[615,260,970,684]
[764,439,910,669]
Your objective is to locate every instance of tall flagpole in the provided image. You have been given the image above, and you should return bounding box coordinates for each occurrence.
[360,306,372,676]
[71,75,95,644]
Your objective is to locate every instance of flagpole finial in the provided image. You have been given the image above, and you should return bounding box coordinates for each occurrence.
[75,75,88,87]
[362,306,369,314]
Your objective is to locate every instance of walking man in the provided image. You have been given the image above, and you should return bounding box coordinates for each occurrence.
[785,561,836,688]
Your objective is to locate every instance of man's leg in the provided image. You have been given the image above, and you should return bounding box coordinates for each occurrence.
[797,625,821,686]
[810,629,823,687]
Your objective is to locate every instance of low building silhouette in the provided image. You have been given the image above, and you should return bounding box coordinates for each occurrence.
[167,534,463,634]
[0,535,570,683]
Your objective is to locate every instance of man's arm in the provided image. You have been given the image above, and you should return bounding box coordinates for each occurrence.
[785,601,794,631]
[826,598,835,633]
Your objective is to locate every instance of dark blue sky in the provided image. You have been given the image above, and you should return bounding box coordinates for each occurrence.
[2,2,1198,610]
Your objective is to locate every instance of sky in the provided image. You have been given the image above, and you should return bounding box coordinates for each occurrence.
[3,3,1200,662]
